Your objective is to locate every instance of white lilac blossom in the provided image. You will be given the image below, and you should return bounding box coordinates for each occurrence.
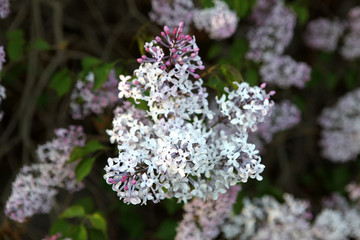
[192,0,238,40]
[104,22,273,205]
[70,70,119,119]
[246,0,296,62]
[304,18,345,52]
[341,7,360,60]
[256,100,301,143]
[0,0,9,19]
[149,0,196,32]
[318,88,360,162]
[0,46,5,121]
[259,55,311,88]
[5,126,85,222]
[221,194,313,240]
[175,186,241,240]
[346,182,360,202]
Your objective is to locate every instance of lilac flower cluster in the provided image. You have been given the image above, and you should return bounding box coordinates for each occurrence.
[318,88,360,162]
[255,100,301,144]
[221,194,313,240]
[312,194,360,240]
[341,7,360,60]
[192,0,238,40]
[150,0,238,40]
[260,55,311,88]
[247,0,311,89]
[175,186,241,240]
[104,23,273,205]
[0,46,5,121]
[246,0,296,62]
[70,70,119,119]
[0,0,10,19]
[304,18,345,52]
[149,0,195,32]
[5,126,85,222]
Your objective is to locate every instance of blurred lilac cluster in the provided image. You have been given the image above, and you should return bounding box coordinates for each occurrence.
[304,18,344,52]
[221,194,313,240]
[5,126,85,222]
[0,46,5,121]
[304,6,360,60]
[150,0,238,40]
[175,186,240,240]
[104,23,273,205]
[0,0,9,19]
[318,88,360,162]
[70,70,119,119]
[247,0,311,89]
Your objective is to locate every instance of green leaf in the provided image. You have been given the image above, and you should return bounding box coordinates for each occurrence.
[163,198,183,215]
[49,69,72,97]
[50,219,73,235]
[70,225,88,240]
[155,220,178,240]
[60,205,86,219]
[245,68,258,86]
[6,29,25,61]
[74,197,94,214]
[69,140,105,163]
[93,63,114,90]
[76,157,96,182]
[345,69,358,89]
[88,212,107,234]
[88,228,108,240]
[31,39,51,50]
[234,0,249,18]
[82,57,101,70]
[207,44,222,59]
[291,2,309,25]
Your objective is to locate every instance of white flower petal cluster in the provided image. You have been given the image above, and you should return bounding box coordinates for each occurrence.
[318,88,360,162]
[105,23,273,205]
[0,0,10,19]
[149,0,196,32]
[70,70,119,119]
[221,194,313,240]
[5,126,86,222]
[193,0,239,40]
[341,7,360,60]
[175,186,241,240]
[260,55,311,88]
[304,18,345,52]
[246,0,296,62]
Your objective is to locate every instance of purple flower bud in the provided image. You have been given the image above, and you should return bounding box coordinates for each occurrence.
[137,58,143,63]
[155,36,161,42]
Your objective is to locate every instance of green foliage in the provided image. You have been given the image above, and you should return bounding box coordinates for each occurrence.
[155,219,178,240]
[88,212,107,234]
[30,39,51,51]
[244,68,258,86]
[163,198,183,215]
[69,140,106,163]
[79,57,115,90]
[50,219,73,236]
[75,157,96,182]
[70,225,88,240]
[60,205,86,219]
[74,197,94,214]
[49,69,72,97]
[6,29,25,61]
[118,204,145,239]
[289,1,309,25]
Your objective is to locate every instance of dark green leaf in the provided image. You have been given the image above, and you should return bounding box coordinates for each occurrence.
[163,198,183,215]
[70,225,88,240]
[6,29,25,61]
[76,157,96,182]
[49,69,72,97]
[82,57,101,70]
[85,140,105,152]
[88,228,108,240]
[88,212,107,234]
[291,3,309,25]
[31,39,51,50]
[50,219,72,235]
[155,220,178,240]
[69,140,105,163]
[93,63,114,90]
[207,44,222,59]
[69,147,88,163]
[60,205,86,219]
[74,197,94,214]
[245,68,258,86]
